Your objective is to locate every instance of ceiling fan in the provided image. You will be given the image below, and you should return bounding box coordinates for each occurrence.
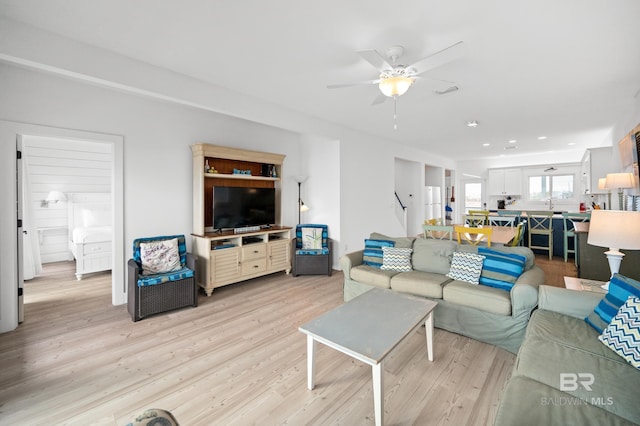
[328,41,464,105]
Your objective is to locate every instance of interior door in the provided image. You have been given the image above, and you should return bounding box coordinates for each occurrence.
[16,135,24,323]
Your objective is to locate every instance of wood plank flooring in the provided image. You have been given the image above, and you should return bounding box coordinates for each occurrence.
[0,261,525,426]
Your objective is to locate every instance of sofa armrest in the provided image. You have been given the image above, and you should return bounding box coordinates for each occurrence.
[340,250,364,280]
[538,285,603,319]
[510,265,544,319]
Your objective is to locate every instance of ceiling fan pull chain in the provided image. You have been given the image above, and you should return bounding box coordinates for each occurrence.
[393,96,398,130]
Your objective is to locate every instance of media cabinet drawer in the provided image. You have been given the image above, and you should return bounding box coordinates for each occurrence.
[242,244,267,261]
[242,258,267,275]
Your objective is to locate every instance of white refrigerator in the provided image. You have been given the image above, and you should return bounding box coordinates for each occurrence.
[424,186,442,222]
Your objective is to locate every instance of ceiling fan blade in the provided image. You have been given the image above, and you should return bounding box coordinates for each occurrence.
[371,92,388,105]
[357,49,393,71]
[407,41,465,76]
[327,79,380,89]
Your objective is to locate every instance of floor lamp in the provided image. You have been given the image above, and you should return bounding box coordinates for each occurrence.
[587,210,640,290]
[604,172,635,210]
[296,177,309,224]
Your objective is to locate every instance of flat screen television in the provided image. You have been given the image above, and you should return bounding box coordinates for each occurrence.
[213,186,276,230]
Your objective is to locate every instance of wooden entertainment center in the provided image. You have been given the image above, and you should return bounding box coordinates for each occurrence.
[191,143,291,296]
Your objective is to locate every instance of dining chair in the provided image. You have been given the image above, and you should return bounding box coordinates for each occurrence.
[562,212,591,263]
[488,215,517,227]
[464,214,487,227]
[423,224,454,240]
[509,221,526,247]
[526,211,554,260]
[468,210,490,225]
[498,210,522,217]
[454,225,492,247]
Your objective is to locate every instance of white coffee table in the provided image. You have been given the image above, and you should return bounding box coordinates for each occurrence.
[563,276,607,294]
[299,288,437,426]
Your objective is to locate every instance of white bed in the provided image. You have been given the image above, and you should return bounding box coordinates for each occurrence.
[67,193,113,280]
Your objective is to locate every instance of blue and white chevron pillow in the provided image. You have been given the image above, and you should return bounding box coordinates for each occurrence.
[599,296,640,370]
[446,251,485,285]
[380,246,413,272]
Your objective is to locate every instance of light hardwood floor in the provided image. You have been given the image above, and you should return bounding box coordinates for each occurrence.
[0,261,522,425]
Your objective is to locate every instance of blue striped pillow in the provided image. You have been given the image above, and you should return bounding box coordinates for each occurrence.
[478,247,526,292]
[363,239,395,268]
[586,274,640,333]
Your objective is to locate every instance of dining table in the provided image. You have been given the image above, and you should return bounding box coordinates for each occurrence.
[454,225,517,246]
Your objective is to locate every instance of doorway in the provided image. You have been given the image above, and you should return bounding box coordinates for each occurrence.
[1,121,124,332]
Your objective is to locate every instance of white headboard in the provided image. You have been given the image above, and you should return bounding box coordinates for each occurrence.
[67,193,112,238]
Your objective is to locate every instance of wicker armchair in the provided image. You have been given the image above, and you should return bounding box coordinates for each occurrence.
[292,224,332,276]
[127,235,198,322]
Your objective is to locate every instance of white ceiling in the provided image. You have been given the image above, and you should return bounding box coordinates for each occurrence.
[2,0,639,161]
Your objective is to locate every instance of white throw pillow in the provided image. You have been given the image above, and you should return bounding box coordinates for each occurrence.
[140,238,182,275]
[301,227,323,249]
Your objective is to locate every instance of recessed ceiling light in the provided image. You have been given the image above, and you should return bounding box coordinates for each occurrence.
[482,143,490,147]
[467,120,479,127]
[538,136,548,140]
[568,142,576,146]
[508,139,517,144]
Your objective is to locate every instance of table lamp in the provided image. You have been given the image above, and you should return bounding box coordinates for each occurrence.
[587,210,640,290]
[604,172,635,210]
[597,177,611,210]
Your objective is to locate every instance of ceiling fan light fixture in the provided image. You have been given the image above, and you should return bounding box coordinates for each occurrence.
[378,76,414,97]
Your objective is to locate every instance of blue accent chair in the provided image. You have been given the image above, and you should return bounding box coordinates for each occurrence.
[292,224,332,276]
[127,235,198,321]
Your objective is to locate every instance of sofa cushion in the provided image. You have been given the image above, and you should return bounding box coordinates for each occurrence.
[380,246,413,272]
[515,333,640,423]
[527,309,622,362]
[411,238,457,274]
[350,265,397,289]
[369,232,415,249]
[598,296,640,370]
[362,239,394,268]
[586,274,640,333]
[446,251,485,284]
[390,271,451,299]
[443,280,511,315]
[495,375,635,426]
[478,247,526,292]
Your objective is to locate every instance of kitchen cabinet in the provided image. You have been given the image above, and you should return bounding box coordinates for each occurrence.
[488,168,522,196]
[581,147,613,195]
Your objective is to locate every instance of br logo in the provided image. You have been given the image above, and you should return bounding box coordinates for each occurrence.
[560,373,594,391]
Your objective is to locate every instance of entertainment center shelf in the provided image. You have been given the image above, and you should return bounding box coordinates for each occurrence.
[191,143,290,296]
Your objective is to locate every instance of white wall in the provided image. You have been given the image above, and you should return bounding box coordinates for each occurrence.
[23,136,112,263]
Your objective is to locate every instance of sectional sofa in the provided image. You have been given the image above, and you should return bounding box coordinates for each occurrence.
[340,232,545,353]
[495,282,640,425]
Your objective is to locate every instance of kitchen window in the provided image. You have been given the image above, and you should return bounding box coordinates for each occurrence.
[528,174,575,201]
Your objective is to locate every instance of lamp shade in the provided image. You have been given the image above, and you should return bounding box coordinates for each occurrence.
[587,210,640,250]
[604,172,635,189]
[597,178,607,190]
[46,191,67,202]
[379,76,414,97]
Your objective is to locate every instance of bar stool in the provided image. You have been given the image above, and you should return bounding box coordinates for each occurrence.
[526,211,554,260]
[562,212,591,263]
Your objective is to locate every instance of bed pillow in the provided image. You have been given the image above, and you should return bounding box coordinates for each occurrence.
[82,208,111,227]
[586,274,640,333]
[446,251,485,285]
[140,238,182,275]
[380,246,413,272]
[598,296,640,370]
[363,239,395,268]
